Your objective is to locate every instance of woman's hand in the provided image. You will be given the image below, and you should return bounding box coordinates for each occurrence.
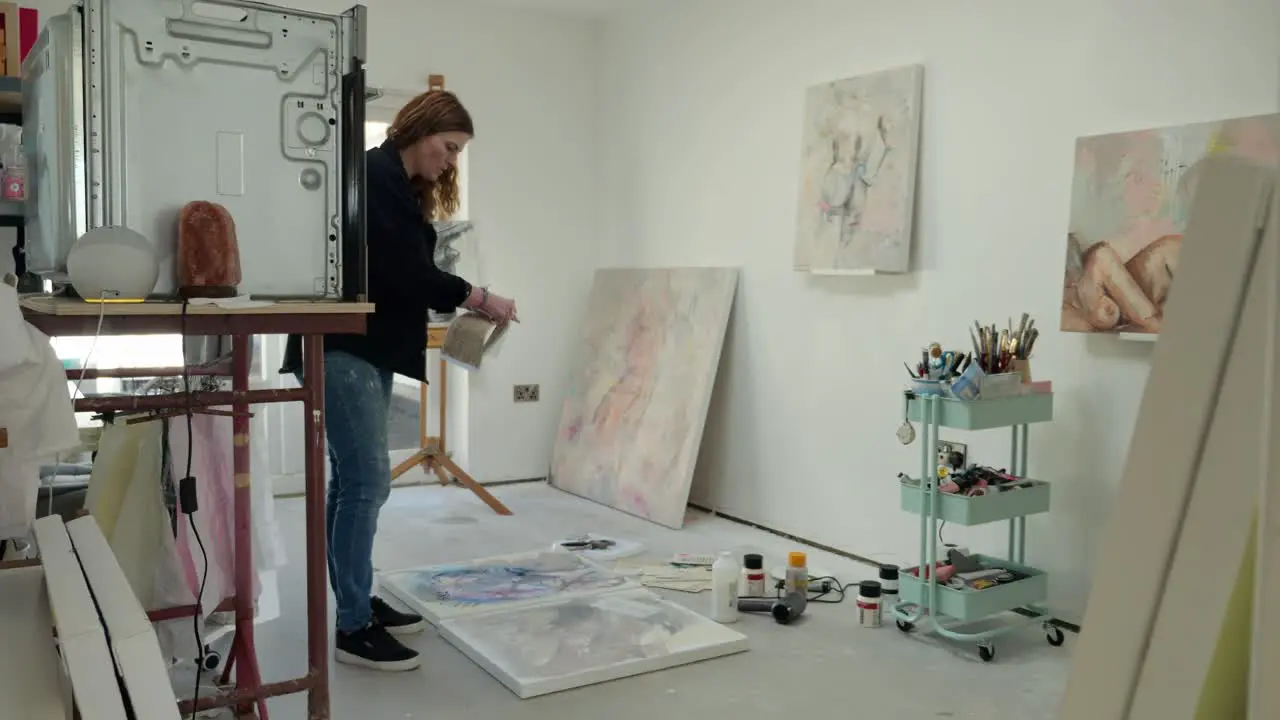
[464,285,518,326]
[482,292,518,326]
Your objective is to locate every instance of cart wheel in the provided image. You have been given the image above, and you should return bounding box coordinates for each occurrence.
[201,650,222,671]
[1046,627,1065,647]
[895,619,914,633]
[978,644,995,662]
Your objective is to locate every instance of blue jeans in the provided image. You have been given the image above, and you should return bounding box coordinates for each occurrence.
[297,349,394,633]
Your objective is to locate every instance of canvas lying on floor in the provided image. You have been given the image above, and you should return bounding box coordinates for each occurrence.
[549,267,738,529]
[378,550,641,625]
[380,551,748,698]
[440,588,748,699]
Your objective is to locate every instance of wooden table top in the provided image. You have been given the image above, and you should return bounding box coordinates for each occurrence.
[20,296,374,337]
[20,295,375,316]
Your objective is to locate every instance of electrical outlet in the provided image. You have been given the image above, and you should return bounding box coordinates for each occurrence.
[937,441,968,476]
[513,384,540,402]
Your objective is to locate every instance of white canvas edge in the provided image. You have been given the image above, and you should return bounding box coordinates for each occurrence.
[377,551,643,626]
[1127,221,1271,718]
[61,629,128,720]
[113,634,180,720]
[0,567,66,719]
[793,63,924,274]
[438,597,749,699]
[547,267,741,530]
[1059,157,1275,719]
[1250,172,1280,720]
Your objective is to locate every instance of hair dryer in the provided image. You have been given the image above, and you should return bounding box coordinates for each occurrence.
[737,590,807,625]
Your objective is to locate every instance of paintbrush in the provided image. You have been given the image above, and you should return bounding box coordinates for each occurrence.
[1022,328,1040,358]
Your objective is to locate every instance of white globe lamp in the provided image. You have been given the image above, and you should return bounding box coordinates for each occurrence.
[66,226,160,301]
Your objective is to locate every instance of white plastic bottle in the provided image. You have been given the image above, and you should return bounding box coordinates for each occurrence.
[710,551,740,623]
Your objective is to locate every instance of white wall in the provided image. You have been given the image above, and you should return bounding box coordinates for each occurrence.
[596,0,1280,622]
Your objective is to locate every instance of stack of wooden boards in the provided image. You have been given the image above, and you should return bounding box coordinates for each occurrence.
[0,515,179,719]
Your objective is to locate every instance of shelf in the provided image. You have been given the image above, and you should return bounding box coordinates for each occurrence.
[905,392,1053,430]
[899,478,1051,525]
[899,555,1048,622]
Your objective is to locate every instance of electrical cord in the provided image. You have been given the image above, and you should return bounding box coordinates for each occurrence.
[771,574,851,604]
[180,300,211,720]
[42,292,108,521]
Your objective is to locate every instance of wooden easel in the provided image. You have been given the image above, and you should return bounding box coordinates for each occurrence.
[390,324,511,515]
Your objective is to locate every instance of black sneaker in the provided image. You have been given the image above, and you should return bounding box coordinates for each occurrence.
[371,596,428,636]
[335,622,422,672]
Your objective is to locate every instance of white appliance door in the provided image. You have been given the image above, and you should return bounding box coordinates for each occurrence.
[84,0,356,298]
[22,9,87,279]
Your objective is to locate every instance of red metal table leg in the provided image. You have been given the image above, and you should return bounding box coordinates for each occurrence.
[231,335,268,719]
[303,335,330,719]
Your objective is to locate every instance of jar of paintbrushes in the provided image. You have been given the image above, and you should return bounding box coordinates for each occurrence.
[955,313,1039,399]
[901,314,1041,401]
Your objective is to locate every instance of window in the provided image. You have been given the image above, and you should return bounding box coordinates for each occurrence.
[366,120,389,149]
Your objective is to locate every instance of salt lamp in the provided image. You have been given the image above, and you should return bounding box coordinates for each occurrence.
[177,200,241,298]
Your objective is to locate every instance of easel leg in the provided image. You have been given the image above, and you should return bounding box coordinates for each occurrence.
[429,459,451,487]
[391,342,511,516]
[433,453,512,516]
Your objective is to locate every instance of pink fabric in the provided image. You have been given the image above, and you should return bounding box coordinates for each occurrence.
[168,413,256,608]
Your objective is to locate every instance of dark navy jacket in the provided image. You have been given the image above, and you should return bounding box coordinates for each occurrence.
[281,141,471,382]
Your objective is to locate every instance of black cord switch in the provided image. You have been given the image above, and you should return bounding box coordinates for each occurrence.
[179,475,199,515]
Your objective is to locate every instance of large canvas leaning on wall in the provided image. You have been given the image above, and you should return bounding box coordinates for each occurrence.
[550,268,738,529]
[793,64,924,274]
[1060,113,1280,335]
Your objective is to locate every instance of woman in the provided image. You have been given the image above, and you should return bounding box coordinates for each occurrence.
[283,90,516,672]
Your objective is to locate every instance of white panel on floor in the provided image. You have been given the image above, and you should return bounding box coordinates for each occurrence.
[439,588,748,698]
[0,566,67,719]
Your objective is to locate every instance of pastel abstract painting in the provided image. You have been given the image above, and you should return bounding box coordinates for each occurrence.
[439,588,749,698]
[793,64,923,274]
[379,551,639,625]
[550,268,738,529]
[1061,113,1280,335]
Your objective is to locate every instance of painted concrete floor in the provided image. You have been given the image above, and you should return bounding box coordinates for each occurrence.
[243,483,1070,719]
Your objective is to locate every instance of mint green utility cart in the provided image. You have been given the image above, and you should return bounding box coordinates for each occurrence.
[892,392,1065,662]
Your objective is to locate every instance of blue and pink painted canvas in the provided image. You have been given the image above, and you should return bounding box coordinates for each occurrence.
[379,550,641,625]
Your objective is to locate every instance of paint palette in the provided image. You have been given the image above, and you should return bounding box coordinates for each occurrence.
[379,550,642,625]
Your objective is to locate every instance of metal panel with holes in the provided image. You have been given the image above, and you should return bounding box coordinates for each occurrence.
[72,0,366,299]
